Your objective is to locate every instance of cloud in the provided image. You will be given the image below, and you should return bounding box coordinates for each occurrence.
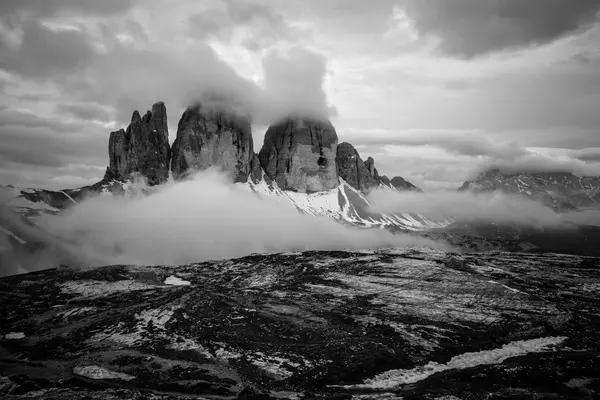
[1,9,334,126]
[0,108,108,174]
[5,170,444,273]
[0,0,134,19]
[0,21,96,80]
[188,0,294,50]
[575,147,600,162]
[348,130,528,159]
[56,103,113,122]
[398,0,600,58]
[368,188,600,228]
[344,129,600,183]
[479,153,600,177]
[260,46,336,120]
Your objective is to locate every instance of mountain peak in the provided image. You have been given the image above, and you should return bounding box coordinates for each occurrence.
[258,116,338,193]
[105,101,170,186]
[171,103,254,183]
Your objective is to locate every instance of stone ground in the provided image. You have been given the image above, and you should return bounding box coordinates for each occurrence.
[1,248,599,399]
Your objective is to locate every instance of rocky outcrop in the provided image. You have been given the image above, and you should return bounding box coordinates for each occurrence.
[379,175,392,187]
[104,102,171,186]
[391,176,421,192]
[170,104,254,183]
[335,142,377,193]
[258,117,338,193]
[364,157,380,182]
[249,153,263,184]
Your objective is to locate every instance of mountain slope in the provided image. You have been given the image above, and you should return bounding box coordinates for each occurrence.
[247,175,447,230]
[460,169,600,211]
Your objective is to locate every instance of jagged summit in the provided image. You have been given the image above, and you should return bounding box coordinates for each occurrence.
[258,116,339,193]
[105,101,170,186]
[170,103,255,183]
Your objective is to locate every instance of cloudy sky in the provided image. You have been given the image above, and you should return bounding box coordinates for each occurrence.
[1,0,600,190]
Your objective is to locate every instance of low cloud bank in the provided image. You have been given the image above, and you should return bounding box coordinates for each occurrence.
[477,153,600,178]
[368,188,600,228]
[16,170,443,270]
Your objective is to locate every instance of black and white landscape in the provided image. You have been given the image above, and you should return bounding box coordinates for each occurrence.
[1,1,600,399]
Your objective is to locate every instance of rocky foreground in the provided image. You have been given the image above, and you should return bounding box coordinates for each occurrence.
[1,249,599,399]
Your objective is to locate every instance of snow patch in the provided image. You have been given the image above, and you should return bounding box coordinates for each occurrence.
[4,332,25,339]
[164,275,191,286]
[60,280,159,298]
[73,365,135,381]
[337,336,566,391]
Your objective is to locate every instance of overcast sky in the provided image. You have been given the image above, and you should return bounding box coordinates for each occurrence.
[1,0,600,190]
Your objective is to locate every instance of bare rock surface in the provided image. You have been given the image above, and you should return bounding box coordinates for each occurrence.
[1,249,599,399]
[258,117,339,193]
[171,104,254,183]
[105,102,171,186]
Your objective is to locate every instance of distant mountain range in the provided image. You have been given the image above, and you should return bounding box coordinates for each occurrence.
[460,168,600,211]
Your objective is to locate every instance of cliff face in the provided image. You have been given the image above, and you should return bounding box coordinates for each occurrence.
[105,102,171,186]
[336,142,377,193]
[170,105,254,183]
[258,117,338,193]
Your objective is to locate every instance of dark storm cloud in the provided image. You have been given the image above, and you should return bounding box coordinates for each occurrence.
[0,21,96,80]
[398,0,600,57]
[0,0,133,18]
[56,103,113,122]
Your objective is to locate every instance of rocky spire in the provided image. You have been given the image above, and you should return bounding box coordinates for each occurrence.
[336,142,377,193]
[105,101,171,186]
[170,103,254,183]
[258,117,339,193]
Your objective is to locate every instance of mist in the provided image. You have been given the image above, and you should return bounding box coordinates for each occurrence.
[367,188,600,228]
[6,170,444,272]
